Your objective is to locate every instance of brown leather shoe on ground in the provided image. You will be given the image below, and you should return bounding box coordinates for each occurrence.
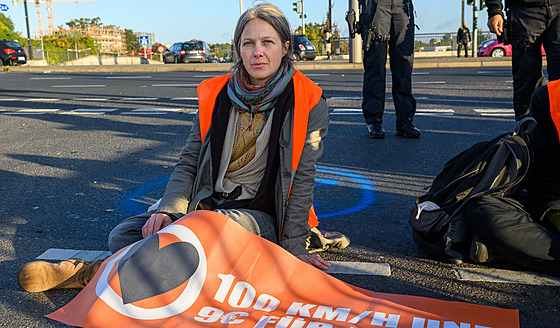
[17,259,103,292]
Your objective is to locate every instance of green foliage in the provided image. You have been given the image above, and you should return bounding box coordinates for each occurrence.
[66,17,102,29]
[0,13,20,40]
[125,29,140,53]
[211,43,233,58]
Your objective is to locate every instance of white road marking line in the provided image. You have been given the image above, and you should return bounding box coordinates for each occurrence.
[417,109,455,116]
[23,98,60,102]
[480,113,516,117]
[474,109,513,113]
[194,75,221,78]
[71,108,119,114]
[65,111,107,115]
[3,111,47,115]
[506,80,514,83]
[37,248,112,262]
[326,261,391,276]
[332,108,362,114]
[330,96,363,100]
[170,97,198,101]
[35,249,391,276]
[131,108,183,112]
[119,98,159,101]
[73,98,108,101]
[477,70,511,74]
[304,73,330,76]
[412,81,446,84]
[52,84,106,88]
[0,98,21,101]
[474,109,515,116]
[30,77,71,80]
[454,267,560,286]
[121,112,168,115]
[16,109,59,113]
[152,83,198,87]
[418,109,454,112]
[106,76,152,79]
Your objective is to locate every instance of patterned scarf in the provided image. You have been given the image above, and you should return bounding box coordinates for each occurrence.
[227,63,294,129]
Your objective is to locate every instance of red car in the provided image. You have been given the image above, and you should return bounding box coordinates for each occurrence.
[478,38,546,57]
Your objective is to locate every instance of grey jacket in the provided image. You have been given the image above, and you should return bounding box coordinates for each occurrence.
[156,85,329,256]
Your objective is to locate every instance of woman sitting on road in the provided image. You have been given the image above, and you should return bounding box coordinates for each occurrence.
[17,2,336,293]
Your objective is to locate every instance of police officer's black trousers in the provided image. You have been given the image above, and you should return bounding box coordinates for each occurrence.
[362,0,416,124]
[464,195,560,273]
[511,4,560,120]
[457,43,469,57]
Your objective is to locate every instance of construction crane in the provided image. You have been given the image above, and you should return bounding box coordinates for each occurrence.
[12,0,98,37]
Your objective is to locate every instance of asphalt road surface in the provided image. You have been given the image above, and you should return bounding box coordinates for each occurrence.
[1,67,559,327]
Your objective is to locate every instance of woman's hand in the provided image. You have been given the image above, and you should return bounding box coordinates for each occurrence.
[296,254,331,270]
[142,213,172,238]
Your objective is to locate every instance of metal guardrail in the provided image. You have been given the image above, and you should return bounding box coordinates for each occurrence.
[27,32,498,65]
[308,32,496,56]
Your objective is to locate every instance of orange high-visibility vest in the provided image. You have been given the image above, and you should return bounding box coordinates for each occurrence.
[196,70,323,228]
[546,80,560,143]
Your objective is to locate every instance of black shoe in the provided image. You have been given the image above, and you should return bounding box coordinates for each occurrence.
[396,119,420,138]
[367,122,385,139]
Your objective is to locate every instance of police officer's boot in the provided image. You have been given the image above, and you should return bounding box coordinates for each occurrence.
[367,119,385,139]
[17,259,104,292]
[396,117,421,138]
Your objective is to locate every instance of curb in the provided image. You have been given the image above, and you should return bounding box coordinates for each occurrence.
[2,57,522,74]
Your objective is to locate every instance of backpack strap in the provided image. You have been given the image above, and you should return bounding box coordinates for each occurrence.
[513,116,537,136]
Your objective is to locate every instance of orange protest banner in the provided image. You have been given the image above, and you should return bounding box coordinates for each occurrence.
[47,210,519,328]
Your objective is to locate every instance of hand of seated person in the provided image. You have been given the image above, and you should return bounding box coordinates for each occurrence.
[296,254,331,271]
[142,213,173,238]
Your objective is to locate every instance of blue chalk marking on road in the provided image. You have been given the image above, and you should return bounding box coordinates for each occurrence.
[119,167,376,218]
[314,167,377,219]
[119,176,170,215]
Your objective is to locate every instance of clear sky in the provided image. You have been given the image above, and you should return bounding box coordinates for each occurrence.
[4,0,489,45]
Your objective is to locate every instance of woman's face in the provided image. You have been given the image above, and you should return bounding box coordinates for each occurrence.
[240,18,289,86]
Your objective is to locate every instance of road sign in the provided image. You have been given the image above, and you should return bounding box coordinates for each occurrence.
[139,35,149,46]
[157,46,164,53]
[0,3,10,12]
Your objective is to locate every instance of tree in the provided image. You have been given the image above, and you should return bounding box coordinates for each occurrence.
[66,17,102,29]
[0,13,20,40]
[125,29,140,53]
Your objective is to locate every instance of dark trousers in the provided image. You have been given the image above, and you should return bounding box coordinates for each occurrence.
[457,43,469,57]
[511,4,560,120]
[362,0,416,124]
[464,195,560,273]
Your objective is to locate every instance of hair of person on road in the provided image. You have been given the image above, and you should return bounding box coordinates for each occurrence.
[232,2,294,73]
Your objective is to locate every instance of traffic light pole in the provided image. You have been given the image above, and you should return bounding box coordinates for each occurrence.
[301,0,305,35]
[472,0,478,57]
[23,0,33,60]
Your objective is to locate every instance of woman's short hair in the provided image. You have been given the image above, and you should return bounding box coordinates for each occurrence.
[232,2,294,71]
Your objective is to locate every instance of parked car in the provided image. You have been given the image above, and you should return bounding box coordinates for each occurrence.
[164,41,212,63]
[291,34,316,61]
[0,40,27,66]
[478,38,546,57]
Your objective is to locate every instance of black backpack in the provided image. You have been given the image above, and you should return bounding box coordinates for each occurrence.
[409,118,536,263]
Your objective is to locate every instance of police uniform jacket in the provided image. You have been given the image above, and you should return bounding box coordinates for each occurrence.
[486,0,560,17]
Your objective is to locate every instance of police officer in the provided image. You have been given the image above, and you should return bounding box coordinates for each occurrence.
[486,0,560,121]
[358,0,420,139]
[457,21,471,58]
